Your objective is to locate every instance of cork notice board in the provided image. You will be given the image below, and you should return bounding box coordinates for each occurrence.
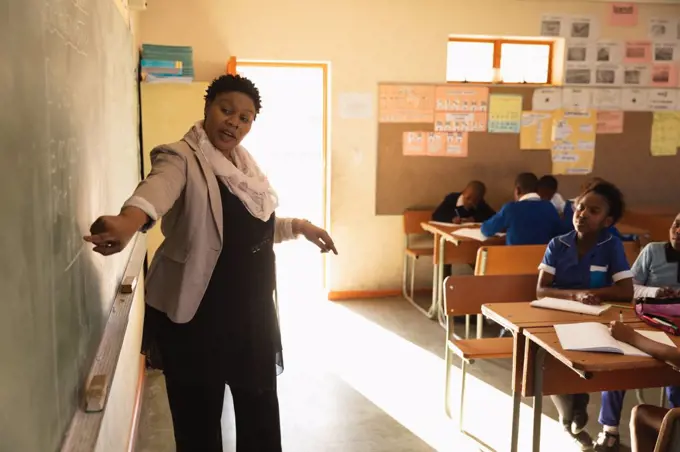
[376,83,680,215]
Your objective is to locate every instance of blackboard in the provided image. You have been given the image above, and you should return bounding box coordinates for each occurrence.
[0,0,140,450]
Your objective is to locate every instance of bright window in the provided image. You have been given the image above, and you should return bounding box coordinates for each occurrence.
[447,38,553,84]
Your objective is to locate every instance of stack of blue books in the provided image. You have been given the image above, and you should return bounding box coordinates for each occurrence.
[140,44,194,83]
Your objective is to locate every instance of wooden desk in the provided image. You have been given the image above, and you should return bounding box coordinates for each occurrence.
[617,223,650,238]
[421,222,504,327]
[523,326,680,452]
[480,302,639,452]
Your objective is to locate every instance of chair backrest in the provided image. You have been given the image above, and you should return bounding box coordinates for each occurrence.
[654,407,680,452]
[622,210,676,242]
[623,241,640,266]
[444,274,539,316]
[403,209,434,235]
[475,245,547,276]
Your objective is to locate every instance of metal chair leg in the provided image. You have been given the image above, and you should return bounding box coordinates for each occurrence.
[459,359,467,432]
[660,388,667,408]
[409,256,416,301]
[636,388,646,404]
[401,253,409,300]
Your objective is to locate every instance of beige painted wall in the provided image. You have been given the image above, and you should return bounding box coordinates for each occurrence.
[138,0,679,292]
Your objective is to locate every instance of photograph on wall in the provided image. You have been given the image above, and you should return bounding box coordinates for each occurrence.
[621,88,649,111]
[651,64,678,87]
[569,16,598,41]
[653,42,678,62]
[624,41,653,64]
[596,41,623,64]
[622,65,650,86]
[595,65,622,85]
[566,43,593,63]
[649,18,677,41]
[565,65,592,85]
[540,14,566,37]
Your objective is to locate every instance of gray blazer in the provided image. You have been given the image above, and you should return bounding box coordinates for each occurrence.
[124,134,296,323]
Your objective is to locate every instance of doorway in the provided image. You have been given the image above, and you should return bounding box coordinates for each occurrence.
[235,61,329,305]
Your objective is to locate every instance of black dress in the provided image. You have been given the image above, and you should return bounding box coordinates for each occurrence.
[144,179,283,390]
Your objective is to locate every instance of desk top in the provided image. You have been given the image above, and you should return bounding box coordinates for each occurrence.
[420,221,505,246]
[523,325,679,373]
[482,302,638,333]
[617,223,651,237]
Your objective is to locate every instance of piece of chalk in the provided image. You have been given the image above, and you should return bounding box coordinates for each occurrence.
[120,275,137,294]
[85,374,109,412]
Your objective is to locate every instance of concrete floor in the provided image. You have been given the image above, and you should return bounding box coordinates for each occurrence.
[135,295,649,452]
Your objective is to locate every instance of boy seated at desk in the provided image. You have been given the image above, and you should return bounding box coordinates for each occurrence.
[537,175,566,215]
[610,321,680,452]
[480,172,561,245]
[431,180,495,224]
[537,181,634,450]
[594,212,680,452]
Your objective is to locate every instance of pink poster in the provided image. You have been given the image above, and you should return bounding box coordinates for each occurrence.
[402,132,425,155]
[596,111,624,134]
[426,132,444,155]
[442,132,468,157]
[624,41,652,63]
[651,64,679,87]
[608,3,637,27]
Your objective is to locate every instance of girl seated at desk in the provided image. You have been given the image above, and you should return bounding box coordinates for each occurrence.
[595,212,680,452]
[537,181,634,450]
[610,321,680,452]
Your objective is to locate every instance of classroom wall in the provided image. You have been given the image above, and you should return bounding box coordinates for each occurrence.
[138,0,680,292]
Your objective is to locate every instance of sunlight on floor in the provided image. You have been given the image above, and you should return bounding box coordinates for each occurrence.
[275,243,581,452]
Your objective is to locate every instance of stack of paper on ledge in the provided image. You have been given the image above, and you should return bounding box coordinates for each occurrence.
[555,322,676,356]
[451,228,505,241]
[531,297,611,316]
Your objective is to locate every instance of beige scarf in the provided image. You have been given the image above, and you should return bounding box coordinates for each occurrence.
[187,121,278,221]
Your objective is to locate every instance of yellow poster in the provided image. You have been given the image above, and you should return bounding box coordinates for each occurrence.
[520,111,553,150]
[488,94,523,133]
[551,109,597,175]
[650,112,680,156]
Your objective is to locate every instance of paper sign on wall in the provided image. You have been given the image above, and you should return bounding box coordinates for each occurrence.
[562,88,592,111]
[609,3,637,27]
[623,65,650,86]
[379,85,435,123]
[596,41,623,64]
[406,132,468,157]
[649,18,677,41]
[596,111,624,134]
[435,86,489,112]
[551,109,597,175]
[621,88,649,111]
[651,64,678,87]
[403,132,426,156]
[443,132,468,157]
[520,112,553,150]
[624,41,652,64]
[650,112,680,156]
[593,89,622,110]
[653,42,678,63]
[488,94,523,133]
[532,88,562,111]
[435,112,487,132]
[338,92,373,119]
[426,132,444,155]
[648,89,678,111]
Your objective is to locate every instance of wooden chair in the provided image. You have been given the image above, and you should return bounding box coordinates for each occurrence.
[443,274,538,450]
[402,210,434,314]
[655,407,680,452]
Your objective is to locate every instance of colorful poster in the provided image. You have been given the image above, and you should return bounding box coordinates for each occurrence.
[520,112,553,150]
[435,85,489,112]
[402,132,425,156]
[532,88,562,111]
[434,112,487,132]
[596,111,624,134]
[651,64,678,87]
[650,112,680,156]
[488,94,523,133]
[593,89,622,110]
[648,89,678,111]
[609,3,637,27]
[378,84,435,123]
[442,132,468,157]
[551,109,597,175]
[624,41,652,64]
[426,132,444,155]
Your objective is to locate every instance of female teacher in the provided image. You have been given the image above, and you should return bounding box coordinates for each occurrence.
[84,74,337,452]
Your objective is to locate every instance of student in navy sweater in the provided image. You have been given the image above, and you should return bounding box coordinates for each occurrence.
[432,180,495,224]
[480,173,562,245]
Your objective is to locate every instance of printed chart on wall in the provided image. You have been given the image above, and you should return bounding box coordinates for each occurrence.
[520,111,553,149]
[488,94,523,133]
[551,109,597,175]
[378,85,435,123]
[434,85,488,132]
[650,112,680,156]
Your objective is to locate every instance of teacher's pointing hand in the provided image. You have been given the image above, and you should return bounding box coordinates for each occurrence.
[84,207,148,256]
[295,220,338,255]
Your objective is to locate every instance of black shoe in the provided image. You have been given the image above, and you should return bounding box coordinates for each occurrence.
[562,425,594,451]
[594,431,620,452]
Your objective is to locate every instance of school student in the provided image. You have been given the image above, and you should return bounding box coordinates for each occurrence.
[431,180,495,224]
[537,182,634,449]
[594,212,680,452]
[609,321,680,452]
[563,177,625,240]
[537,175,566,215]
[480,172,561,245]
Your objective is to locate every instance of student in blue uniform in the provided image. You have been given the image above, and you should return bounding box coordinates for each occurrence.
[537,181,634,450]
[562,177,627,240]
[480,172,561,245]
[537,175,566,215]
[432,180,495,224]
[594,212,680,452]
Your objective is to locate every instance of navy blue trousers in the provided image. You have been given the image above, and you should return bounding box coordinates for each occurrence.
[599,386,680,426]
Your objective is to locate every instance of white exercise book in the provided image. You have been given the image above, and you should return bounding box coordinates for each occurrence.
[531,297,611,316]
[554,322,676,356]
[451,228,505,241]
[428,221,481,227]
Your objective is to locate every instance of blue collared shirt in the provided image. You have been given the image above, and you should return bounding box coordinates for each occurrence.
[538,230,633,290]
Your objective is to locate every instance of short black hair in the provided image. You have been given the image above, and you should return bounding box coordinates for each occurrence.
[582,181,625,224]
[537,175,558,192]
[465,180,487,197]
[204,74,262,114]
[515,172,538,194]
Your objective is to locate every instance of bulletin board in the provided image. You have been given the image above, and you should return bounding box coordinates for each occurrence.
[376,83,680,215]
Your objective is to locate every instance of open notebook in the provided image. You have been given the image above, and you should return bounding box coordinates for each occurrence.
[451,228,505,242]
[555,322,676,356]
[531,297,611,316]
